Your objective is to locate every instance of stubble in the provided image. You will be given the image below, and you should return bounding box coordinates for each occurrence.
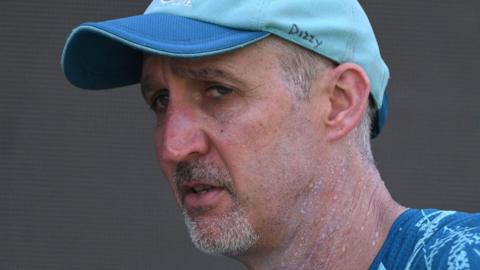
[174,160,259,256]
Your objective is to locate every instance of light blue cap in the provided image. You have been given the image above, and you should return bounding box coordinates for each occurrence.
[61,0,390,137]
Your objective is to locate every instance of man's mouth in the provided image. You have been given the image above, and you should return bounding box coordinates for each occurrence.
[191,184,215,194]
[180,182,228,211]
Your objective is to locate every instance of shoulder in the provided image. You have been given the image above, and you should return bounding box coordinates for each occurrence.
[405,209,480,270]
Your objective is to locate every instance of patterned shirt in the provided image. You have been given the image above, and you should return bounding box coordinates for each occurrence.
[370,209,480,270]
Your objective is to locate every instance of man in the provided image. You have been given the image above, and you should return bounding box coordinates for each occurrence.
[61,0,480,269]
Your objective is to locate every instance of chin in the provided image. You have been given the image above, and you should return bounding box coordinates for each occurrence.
[182,206,259,256]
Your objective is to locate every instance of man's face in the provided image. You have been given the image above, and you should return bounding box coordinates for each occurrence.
[141,41,332,256]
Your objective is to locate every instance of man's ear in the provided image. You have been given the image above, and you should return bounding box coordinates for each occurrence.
[324,63,370,141]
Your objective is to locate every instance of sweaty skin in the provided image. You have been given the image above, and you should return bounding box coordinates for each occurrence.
[141,38,405,270]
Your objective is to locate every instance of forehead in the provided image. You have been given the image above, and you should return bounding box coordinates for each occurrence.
[141,38,282,86]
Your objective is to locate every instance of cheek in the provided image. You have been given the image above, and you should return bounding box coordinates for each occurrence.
[224,109,323,207]
[153,127,177,189]
[154,128,161,155]
[221,123,297,206]
[153,127,166,166]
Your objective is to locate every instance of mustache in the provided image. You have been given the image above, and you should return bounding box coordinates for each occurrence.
[173,160,235,194]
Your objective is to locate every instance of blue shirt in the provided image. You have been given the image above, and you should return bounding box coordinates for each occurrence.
[370,209,480,270]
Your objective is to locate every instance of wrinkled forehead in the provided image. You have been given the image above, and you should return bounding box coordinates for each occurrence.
[141,38,284,85]
[141,54,244,88]
[143,37,278,68]
[139,46,293,104]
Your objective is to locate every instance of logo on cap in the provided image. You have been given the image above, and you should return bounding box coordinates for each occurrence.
[160,0,192,7]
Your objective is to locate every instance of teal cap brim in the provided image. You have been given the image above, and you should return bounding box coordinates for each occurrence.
[61,13,269,90]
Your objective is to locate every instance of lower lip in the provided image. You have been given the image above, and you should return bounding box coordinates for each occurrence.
[183,187,226,210]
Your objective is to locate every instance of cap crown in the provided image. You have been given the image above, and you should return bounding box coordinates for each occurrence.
[145,0,390,109]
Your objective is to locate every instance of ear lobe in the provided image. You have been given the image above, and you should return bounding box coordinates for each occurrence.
[325,63,370,141]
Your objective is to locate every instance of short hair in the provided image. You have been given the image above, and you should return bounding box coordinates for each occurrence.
[269,37,335,101]
[264,37,374,163]
[356,100,375,163]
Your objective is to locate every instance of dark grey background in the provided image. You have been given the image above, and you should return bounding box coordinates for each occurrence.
[1,1,479,269]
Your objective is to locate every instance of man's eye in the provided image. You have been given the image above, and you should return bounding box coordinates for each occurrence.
[151,91,169,111]
[205,85,233,98]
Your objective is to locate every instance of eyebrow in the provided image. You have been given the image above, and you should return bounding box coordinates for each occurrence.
[141,65,248,98]
[171,65,242,84]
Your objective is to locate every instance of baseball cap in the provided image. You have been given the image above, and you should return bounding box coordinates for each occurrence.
[61,0,389,138]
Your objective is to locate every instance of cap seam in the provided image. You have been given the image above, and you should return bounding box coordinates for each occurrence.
[255,0,270,30]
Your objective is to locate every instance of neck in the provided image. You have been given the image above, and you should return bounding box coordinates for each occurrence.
[236,152,405,270]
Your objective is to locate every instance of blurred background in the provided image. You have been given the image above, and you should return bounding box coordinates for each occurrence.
[1,1,479,269]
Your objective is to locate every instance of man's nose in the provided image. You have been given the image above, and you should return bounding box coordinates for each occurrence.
[155,104,209,163]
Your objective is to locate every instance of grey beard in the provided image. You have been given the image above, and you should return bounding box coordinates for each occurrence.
[183,205,258,256]
[174,159,259,256]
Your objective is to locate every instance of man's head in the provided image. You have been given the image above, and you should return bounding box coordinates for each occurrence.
[62,0,388,259]
[140,36,374,257]
[62,0,389,138]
